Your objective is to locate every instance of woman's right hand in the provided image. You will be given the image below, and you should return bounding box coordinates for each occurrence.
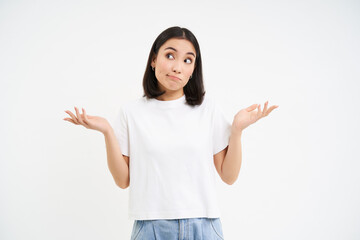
[64,107,112,134]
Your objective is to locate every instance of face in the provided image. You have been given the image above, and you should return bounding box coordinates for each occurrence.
[151,38,196,98]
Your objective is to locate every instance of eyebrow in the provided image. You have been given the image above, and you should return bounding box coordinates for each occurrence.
[164,47,196,58]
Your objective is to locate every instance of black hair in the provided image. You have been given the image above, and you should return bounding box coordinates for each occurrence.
[142,26,205,106]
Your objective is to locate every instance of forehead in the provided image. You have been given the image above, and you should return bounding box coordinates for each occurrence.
[160,38,196,54]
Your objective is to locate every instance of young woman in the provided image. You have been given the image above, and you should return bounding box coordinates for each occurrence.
[64,26,278,240]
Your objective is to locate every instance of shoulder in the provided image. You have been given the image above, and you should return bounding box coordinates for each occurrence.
[203,93,222,110]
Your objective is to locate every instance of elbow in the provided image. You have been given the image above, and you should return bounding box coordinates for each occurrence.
[225,179,236,185]
[115,179,129,189]
[222,175,238,185]
[221,169,240,185]
[116,182,129,189]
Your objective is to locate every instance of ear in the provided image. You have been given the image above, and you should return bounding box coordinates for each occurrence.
[151,55,157,68]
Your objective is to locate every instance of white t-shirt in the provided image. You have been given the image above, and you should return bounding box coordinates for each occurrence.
[112,94,231,220]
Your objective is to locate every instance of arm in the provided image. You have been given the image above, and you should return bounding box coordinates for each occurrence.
[64,107,130,189]
[215,101,278,185]
[222,130,243,185]
[214,130,242,185]
[104,127,130,189]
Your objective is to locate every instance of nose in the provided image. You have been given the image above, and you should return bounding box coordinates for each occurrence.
[172,60,181,74]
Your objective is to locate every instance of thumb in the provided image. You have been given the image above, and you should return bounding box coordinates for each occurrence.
[246,104,258,112]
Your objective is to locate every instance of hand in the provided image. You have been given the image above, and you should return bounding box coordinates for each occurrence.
[63,107,111,134]
[232,101,278,133]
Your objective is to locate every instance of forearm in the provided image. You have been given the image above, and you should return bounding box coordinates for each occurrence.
[103,127,129,189]
[221,130,243,185]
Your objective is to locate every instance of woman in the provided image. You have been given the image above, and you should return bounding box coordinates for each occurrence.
[64,26,278,240]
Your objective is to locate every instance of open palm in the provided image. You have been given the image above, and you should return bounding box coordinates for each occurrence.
[64,107,111,134]
[232,101,278,133]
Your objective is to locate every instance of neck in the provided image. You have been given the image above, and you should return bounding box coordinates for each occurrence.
[156,91,184,101]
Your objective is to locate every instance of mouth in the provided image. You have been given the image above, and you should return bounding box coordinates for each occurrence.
[167,75,181,81]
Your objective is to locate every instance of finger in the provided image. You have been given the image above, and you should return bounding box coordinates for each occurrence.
[65,110,80,124]
[75,107,85,125]
[262,101,268,116]
[246,104,258,112]
[64,118,77,124]
[256,104,262,118]
[265,105,278,116]
[82,108,89,124]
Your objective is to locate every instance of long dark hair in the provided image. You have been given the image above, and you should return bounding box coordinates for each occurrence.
[142,26,205,106]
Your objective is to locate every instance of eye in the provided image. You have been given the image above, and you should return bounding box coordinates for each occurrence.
[185,58,192,64]
[166,53,193,64]
[166,53,174,59]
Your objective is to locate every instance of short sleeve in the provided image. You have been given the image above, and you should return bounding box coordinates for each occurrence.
[212,100,232,155]
[112,106,129,156]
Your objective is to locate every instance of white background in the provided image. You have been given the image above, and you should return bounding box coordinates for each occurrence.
[1,0,359,239]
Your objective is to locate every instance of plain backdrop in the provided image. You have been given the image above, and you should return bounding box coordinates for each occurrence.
[1,0,359,239]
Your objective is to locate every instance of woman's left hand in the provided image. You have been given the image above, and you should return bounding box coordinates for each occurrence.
[232,101,278,133]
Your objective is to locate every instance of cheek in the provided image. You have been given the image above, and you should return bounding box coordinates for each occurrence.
[158,60,170,73]
[186,67,193,75]
[185,66,194,76]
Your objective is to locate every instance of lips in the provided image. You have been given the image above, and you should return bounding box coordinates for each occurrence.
[167,75,181,81]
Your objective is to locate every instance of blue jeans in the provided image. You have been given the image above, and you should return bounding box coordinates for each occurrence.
[130,217,224,240]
